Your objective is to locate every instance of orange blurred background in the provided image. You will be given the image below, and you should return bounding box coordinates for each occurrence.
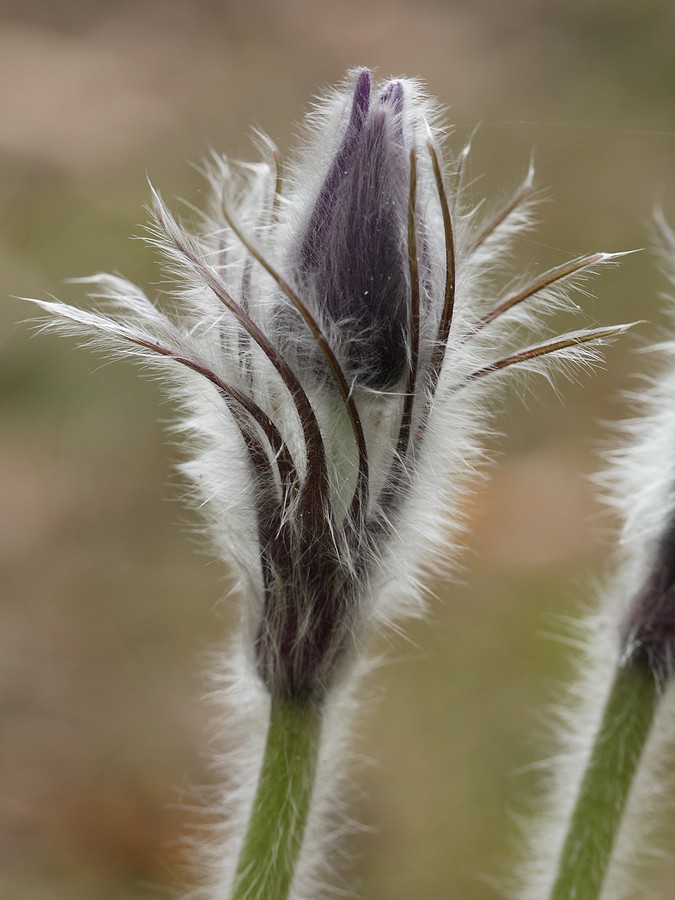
[2,1,675,897]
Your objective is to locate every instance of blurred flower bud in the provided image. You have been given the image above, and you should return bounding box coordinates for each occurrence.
[618,214,675,684]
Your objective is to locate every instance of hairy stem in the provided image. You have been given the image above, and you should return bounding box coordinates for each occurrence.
[230,696,323,900]
[549,661,661,900]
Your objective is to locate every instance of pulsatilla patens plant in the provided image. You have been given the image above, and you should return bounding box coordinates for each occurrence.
[520,216,675,900]
[31,69,627,898]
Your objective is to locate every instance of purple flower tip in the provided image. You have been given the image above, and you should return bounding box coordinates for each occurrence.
[294,70,411,389]
[379,79,403,110]
[352,68,372,121]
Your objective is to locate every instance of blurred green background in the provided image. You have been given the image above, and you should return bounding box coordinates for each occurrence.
[2,1,675,897]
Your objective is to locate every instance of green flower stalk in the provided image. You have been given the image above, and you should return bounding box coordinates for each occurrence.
[29,69,627,897]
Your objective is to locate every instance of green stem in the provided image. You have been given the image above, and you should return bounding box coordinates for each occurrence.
[230,695,323,900]
[549,661,661,900]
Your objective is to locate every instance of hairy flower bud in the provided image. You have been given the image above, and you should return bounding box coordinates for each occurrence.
[30,69,625,710]
[29,67,629,897]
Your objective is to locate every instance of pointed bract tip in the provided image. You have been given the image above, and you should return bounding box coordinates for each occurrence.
[525,154,536,187]
[598,248,643,262]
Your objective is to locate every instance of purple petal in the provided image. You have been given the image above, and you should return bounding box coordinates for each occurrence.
[295,73,411,388]
[299,70,372,273]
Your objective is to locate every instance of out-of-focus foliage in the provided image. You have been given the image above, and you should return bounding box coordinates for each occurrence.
[2,1,674,897]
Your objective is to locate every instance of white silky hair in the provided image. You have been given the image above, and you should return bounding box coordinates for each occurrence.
[515,228,675,900]
[30,68,627,898]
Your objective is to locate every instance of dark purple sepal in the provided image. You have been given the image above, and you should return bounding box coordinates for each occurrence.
[294,72,411,389]
[623,510,675,682]
[253,516,364,702]
[299,69,372,265]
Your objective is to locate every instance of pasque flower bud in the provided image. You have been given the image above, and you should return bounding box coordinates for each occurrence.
[30,68,626,708]
[253,70,442,699]
[519,221,673,900]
